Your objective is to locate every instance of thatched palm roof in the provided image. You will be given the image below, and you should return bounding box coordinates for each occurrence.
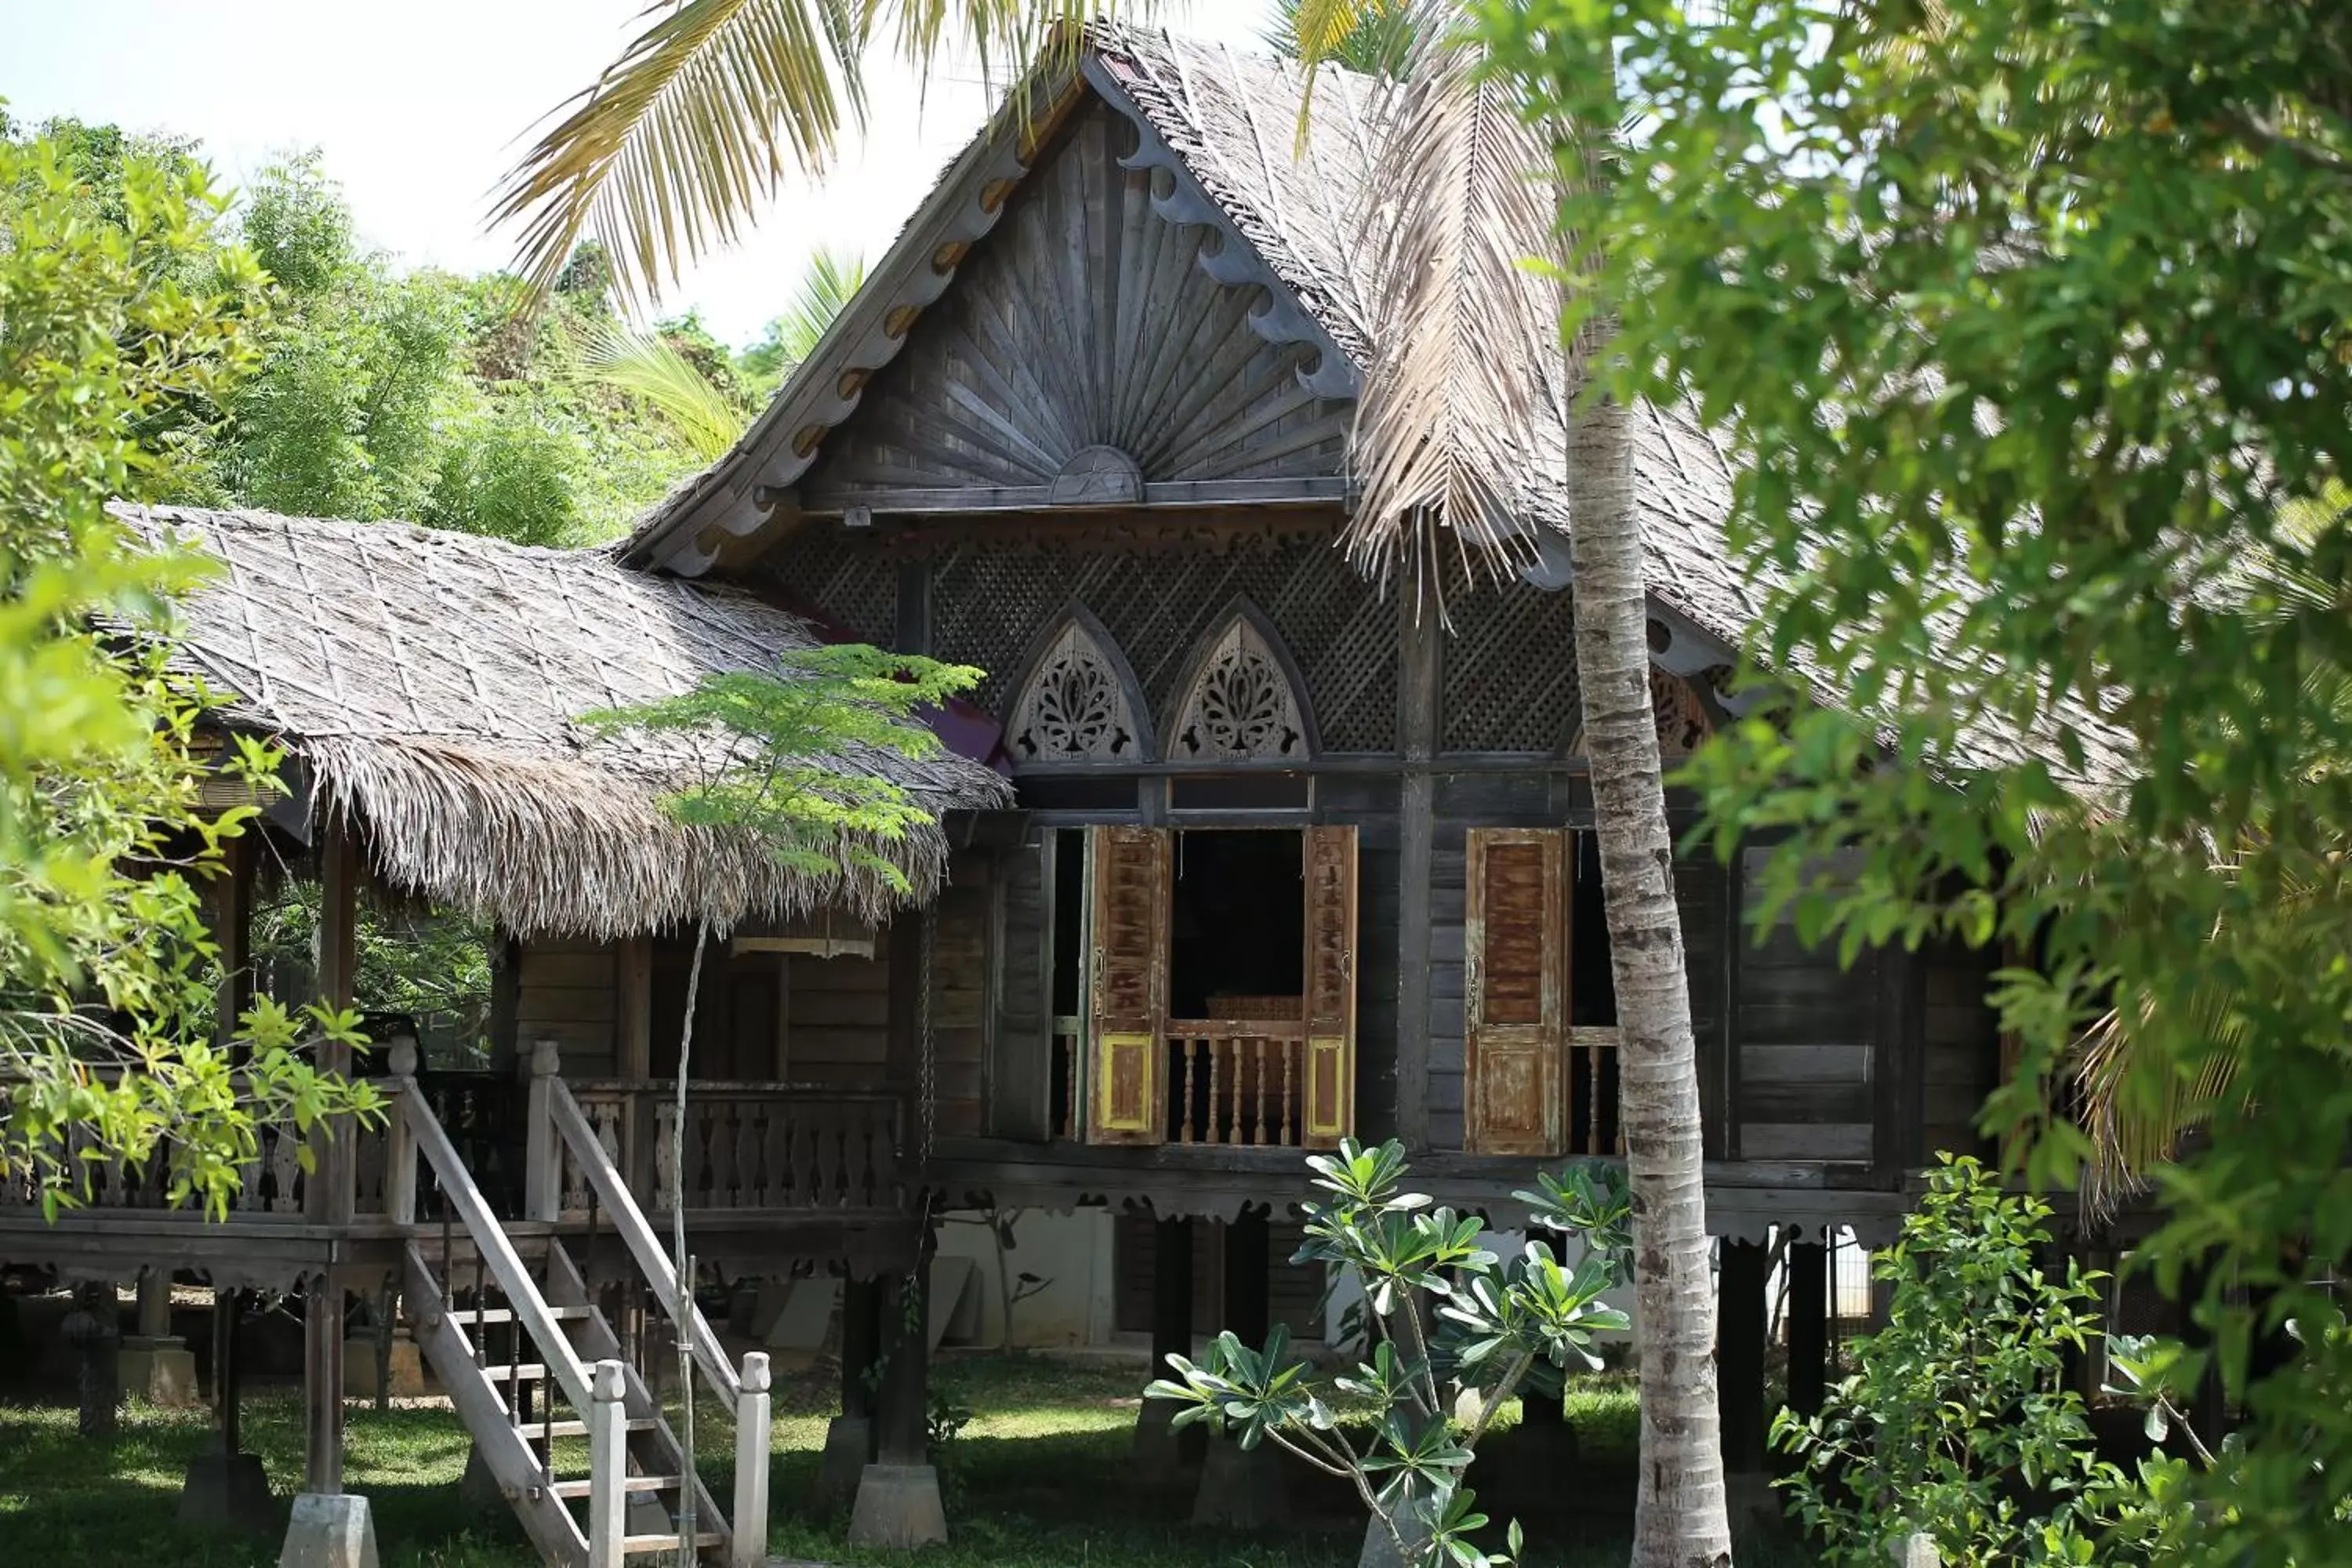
[115,504,1011,940]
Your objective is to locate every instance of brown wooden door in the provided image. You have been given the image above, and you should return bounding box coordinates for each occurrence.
[1465,827,1569,1156]
[1087,826,1169,1144]
[1301,825,1358,1148]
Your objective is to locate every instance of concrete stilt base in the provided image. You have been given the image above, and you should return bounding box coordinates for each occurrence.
[178,1449,275,1533]
[847,1461,948,1548]
[121,1338,202,1407]
[458,1442,505,1514]
[1724,1470,1781,1534]
[816,1414,872,1512]
[279,1492,380,1568]
[1131,1398,1206,1472]
[1358,1504,1432,1568]
[342,1334,426,1400]
[1191,1437,1288,1528]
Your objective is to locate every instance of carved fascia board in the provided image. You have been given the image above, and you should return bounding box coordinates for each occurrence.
[1083,57,1363,404]
[1166,596,1321,761]
[631,67,1086,577]
[1005,602,1158,764]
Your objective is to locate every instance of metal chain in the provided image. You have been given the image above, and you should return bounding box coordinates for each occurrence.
[918,903,938,1169]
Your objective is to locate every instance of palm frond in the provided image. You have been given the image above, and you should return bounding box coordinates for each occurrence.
[492,0,1113,307]
[765,245,866,368]
[489,0,868,306]
[1337,2,1566,602]
[582,322,750,461]
[1267,0,1417,81]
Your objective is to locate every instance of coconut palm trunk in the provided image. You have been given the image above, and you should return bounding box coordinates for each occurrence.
[1565,370,1730,1568]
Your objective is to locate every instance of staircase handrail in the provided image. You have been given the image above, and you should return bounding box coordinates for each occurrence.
[401,1087,594,1412]
[546,1074,741,1406]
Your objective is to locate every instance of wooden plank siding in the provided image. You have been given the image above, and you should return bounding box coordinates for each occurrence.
[1316,773,1400,1145]
[515,941,619,1077]
[1919,935,2000,1160]
[1733,848,1880,1164]
[927,859,993,1138]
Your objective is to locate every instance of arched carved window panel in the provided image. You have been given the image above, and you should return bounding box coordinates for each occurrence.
[1169,604,1317,764]
[1563,668,1716,760]
[1005,608,1152,765]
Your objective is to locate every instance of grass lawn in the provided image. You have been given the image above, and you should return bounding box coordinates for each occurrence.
[0,1356,1810,1566]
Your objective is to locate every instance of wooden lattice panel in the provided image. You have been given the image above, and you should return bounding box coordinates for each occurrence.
[1441,575,1580,753]
[930,534,1397,754]
[762,528,898,648]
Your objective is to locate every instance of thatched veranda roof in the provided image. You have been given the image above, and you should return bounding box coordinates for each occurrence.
[115,504,1012,941]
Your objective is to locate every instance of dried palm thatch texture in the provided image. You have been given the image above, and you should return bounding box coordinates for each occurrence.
[112,504,1011,941]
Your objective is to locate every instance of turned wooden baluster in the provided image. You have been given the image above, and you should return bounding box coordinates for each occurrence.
[1175,1038,1196,1144]
[1204,1037,1224,1145]
[735,1102,763,1209]
[1252,1039,1271,1146]
[1588,1043,1605,1156]
[1280,1042,1297,1147]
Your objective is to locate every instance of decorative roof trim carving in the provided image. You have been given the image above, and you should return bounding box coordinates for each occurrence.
[1165,597,1319,763]
[1087,56,1362,403]
[1048,445,1145,506]
[1004,604,1156,766]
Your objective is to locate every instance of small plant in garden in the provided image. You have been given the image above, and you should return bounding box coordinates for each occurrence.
[1774,1155,2186,1566]
[1148,1139,1632,1568]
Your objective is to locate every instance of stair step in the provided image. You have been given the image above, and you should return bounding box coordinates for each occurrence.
[543,1417,661,1439]
[550,1475,681,1499]
[621,1534,722,1555]
[473,1363,552,1383]
[448,1306,595,1326]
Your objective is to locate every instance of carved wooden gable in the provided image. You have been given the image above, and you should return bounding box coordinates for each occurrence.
[800,99,1353,512]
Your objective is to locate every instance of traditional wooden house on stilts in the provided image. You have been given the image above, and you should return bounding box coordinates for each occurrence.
[6,24,2134,1566]
[2,506,1009,1563]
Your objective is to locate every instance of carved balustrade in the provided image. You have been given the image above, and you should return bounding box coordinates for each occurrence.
[562,1081,905,1216]
[1167,1021,1308,1147]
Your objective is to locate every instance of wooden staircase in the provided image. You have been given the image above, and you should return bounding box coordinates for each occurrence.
[386,1047,771,1568]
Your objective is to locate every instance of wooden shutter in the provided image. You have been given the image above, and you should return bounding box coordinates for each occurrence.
[989,828,1055,1140]
[1301,825,1359,1148]
[1086,826,1169,1145]
[1465,828,1569,1156]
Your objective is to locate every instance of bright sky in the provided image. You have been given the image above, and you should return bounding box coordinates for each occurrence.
[1,0,1272,347]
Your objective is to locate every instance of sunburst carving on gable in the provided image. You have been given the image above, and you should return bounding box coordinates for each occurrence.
[801,100,1352,510]
[1007,612,1150,764]
[1171,612,1312,763]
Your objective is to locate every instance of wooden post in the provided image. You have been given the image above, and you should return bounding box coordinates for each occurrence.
[215,830,257,1055]
[873,1261,931,1466]
[1788,1238,1829,1417]
[1718,1239,1769,1474]
[1224,1206,1271,1347]
[302,1274,343,1494]
[1394,590,1440,1151]
[524,1039,563,1223]
[383,1040,419,1227]
[586,1359,629,1568]
[732,1351,773,1568]
[840,1276,880,1422]
[617,936,652,1082]
[212,1288,242,1454]
[1150,1214,1195,1377]
[303,816,358,1496]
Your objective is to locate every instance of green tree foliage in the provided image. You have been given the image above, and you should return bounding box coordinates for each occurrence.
[736,246,864,399]
[1150,1142,1632,1568]
[187,151,708,545]
[1777,1158,2176,1566]
[0,127,377,1218]
[1478,0,2352,1558]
